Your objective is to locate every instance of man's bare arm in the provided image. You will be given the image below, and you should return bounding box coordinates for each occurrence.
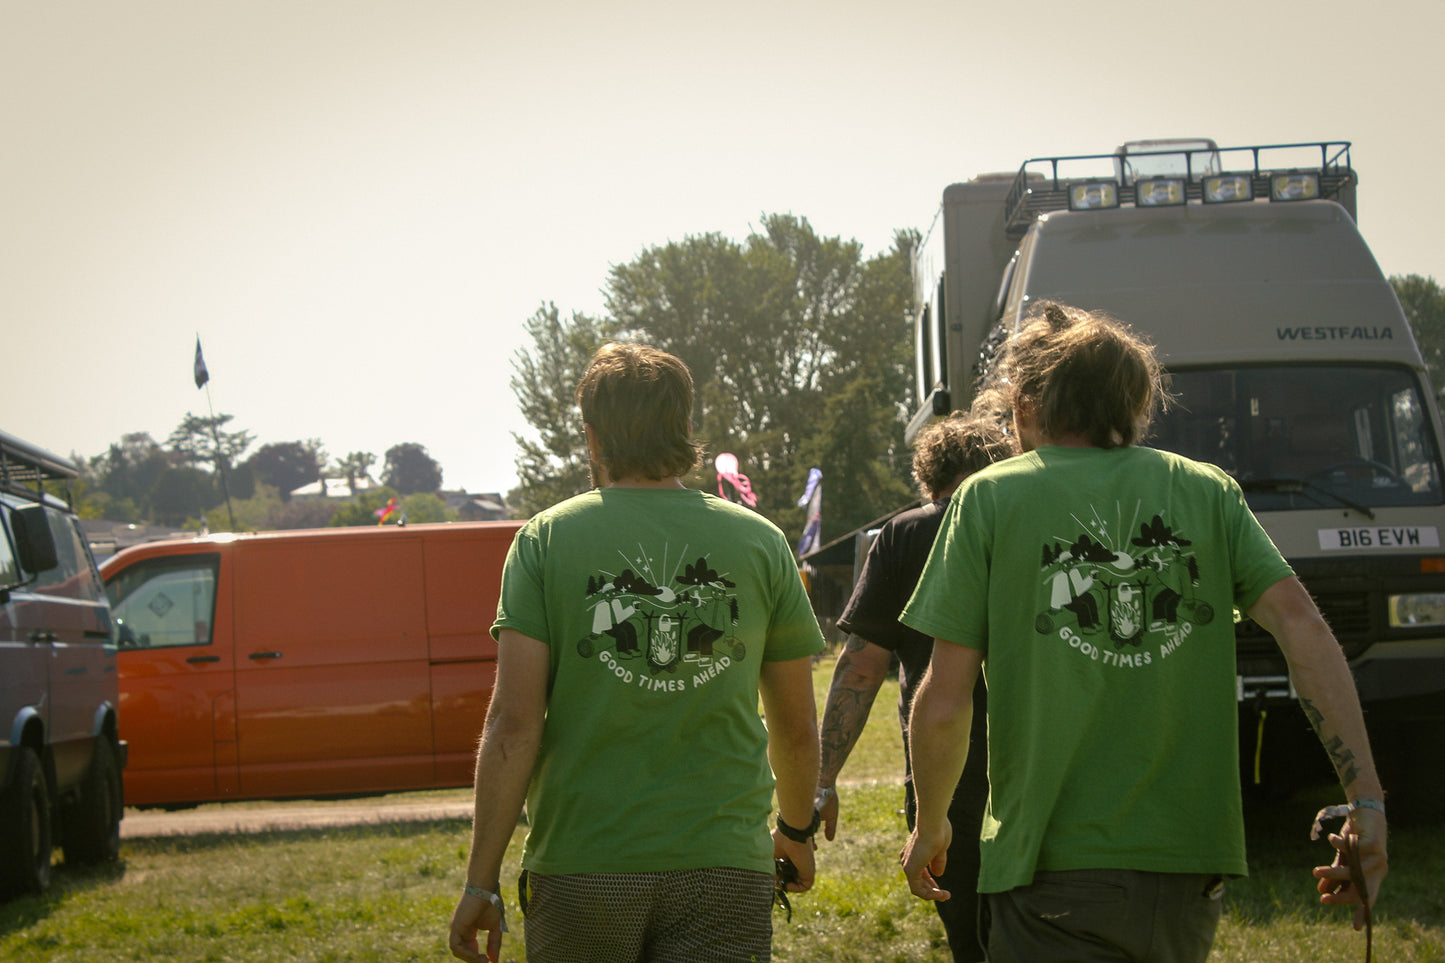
[900,639,982,903]
[1247,576,1387,928]
[449,630,549,963]
[816,636,891,838]
[761,655,822,892]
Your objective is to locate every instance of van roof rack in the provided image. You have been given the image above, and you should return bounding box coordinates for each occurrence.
[1,429,79,505]
[1003,140,1355,237]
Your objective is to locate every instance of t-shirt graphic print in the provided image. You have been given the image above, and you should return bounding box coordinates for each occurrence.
[580,549,743,687]
[1035,506,1213,667]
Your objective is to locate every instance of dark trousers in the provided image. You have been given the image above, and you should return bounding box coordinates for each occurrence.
[983,869,1225,963]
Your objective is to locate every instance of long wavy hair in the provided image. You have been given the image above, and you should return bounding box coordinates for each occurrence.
[998,302,1167,448]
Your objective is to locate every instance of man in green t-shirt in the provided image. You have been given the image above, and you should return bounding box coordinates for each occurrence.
[448,343,824,963]
[899,303,1388,963]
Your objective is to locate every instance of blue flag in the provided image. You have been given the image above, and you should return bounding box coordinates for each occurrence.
[194,337,210,389]
[796,468,822,557]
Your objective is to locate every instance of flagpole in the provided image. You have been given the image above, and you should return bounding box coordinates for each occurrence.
[195,335,236,530]
[203,383,237,530]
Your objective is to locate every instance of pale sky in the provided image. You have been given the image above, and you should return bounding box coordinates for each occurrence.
[3,0,1442,499]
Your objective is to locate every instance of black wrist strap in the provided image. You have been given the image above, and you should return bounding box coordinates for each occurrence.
[776,808,821,843]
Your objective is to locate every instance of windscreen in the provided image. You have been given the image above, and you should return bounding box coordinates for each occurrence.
[1148,365,1443,510]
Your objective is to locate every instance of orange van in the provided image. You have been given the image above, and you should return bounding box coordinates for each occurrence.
[98,521,521,807]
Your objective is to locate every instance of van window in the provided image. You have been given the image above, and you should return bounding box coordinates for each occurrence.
[31,508,104,601]
[106,555,219,649]
[1150,364,1443,510]
[0,514,19,587]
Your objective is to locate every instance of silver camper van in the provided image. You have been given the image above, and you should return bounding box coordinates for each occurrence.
[1,430,124,896]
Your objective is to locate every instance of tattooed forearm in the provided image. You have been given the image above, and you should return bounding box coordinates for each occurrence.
[819,686,878,780]
[1300,697,1362,786]
[1323,735,1361,786]
[818,642,887,784]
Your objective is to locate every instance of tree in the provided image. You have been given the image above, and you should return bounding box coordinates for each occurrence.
[400,492,453,524]
[263,496,340,531]
[509,215,918,540]
[611,214,916,536]
[507,303,617,517]
[149,467,216,527]
[381,443,442,495]
[1393,275,1445,394]
[797,229,920,532]
[83,433,169,521]
[245,440,325,502]
[334,451,376,495]
[198,482,341,533]
[167,412,254,473]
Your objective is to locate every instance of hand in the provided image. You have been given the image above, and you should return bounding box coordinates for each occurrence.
[771,828,816,893]
[815,786,840,841]
[1313,805,1387,931]
[448,890,505,963]
[900,820,952,902]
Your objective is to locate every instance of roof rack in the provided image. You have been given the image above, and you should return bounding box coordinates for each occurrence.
[1,429,79,506]
[1003,141,1354,237]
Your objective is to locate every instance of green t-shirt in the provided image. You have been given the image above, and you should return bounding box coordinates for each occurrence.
[492,487,825,875]
[901,446,1294,892]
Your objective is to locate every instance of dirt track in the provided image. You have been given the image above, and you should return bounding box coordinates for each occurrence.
[121,796,474,838]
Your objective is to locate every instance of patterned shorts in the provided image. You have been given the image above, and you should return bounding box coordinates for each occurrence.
[520,866,775,963]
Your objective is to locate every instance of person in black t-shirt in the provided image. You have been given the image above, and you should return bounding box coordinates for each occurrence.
[815,410,1014,963]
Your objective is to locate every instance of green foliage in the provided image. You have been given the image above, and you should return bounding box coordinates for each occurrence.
[333,451,377,494]
[382,443,443,495]
[167,412,254,472]
[245,440,326,502]
[228,461,257,500]
[199,483,280,533]
[74,420,417,533]
[263,498,342,531]
[509,217,918,540]
[328,487,402,527]
[399,492,454,524]
[198,484,341,533]
[148,467,216,527]
[81,433,168,520]
[507,303,617,517]
[1393,274,1445,395]
[80,491,141,523]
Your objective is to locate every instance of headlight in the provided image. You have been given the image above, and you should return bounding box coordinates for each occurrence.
[1388,592,1445,628]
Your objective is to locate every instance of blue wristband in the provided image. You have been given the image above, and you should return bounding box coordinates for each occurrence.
[1349,798,1386,816]
[464,883,509,932]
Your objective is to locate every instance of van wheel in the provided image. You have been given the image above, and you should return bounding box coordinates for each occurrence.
[63,737,123,864]
[0,747,53,897]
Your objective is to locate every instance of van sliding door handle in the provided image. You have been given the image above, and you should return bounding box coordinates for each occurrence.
[187,655,222,664]
[248,651,283,660]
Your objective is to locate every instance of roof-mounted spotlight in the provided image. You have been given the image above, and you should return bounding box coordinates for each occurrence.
[1202,174,1253,204]
[1137,178,1186,207]
[1068,181,1120,211]
[1270,171,1321,202]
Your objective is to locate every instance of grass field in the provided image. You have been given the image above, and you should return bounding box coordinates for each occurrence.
[1,655,1441,962]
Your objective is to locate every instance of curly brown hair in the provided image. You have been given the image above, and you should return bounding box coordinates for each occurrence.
[998,302,1167,449]
[575,342,704,481]
[911,410,1017,500]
